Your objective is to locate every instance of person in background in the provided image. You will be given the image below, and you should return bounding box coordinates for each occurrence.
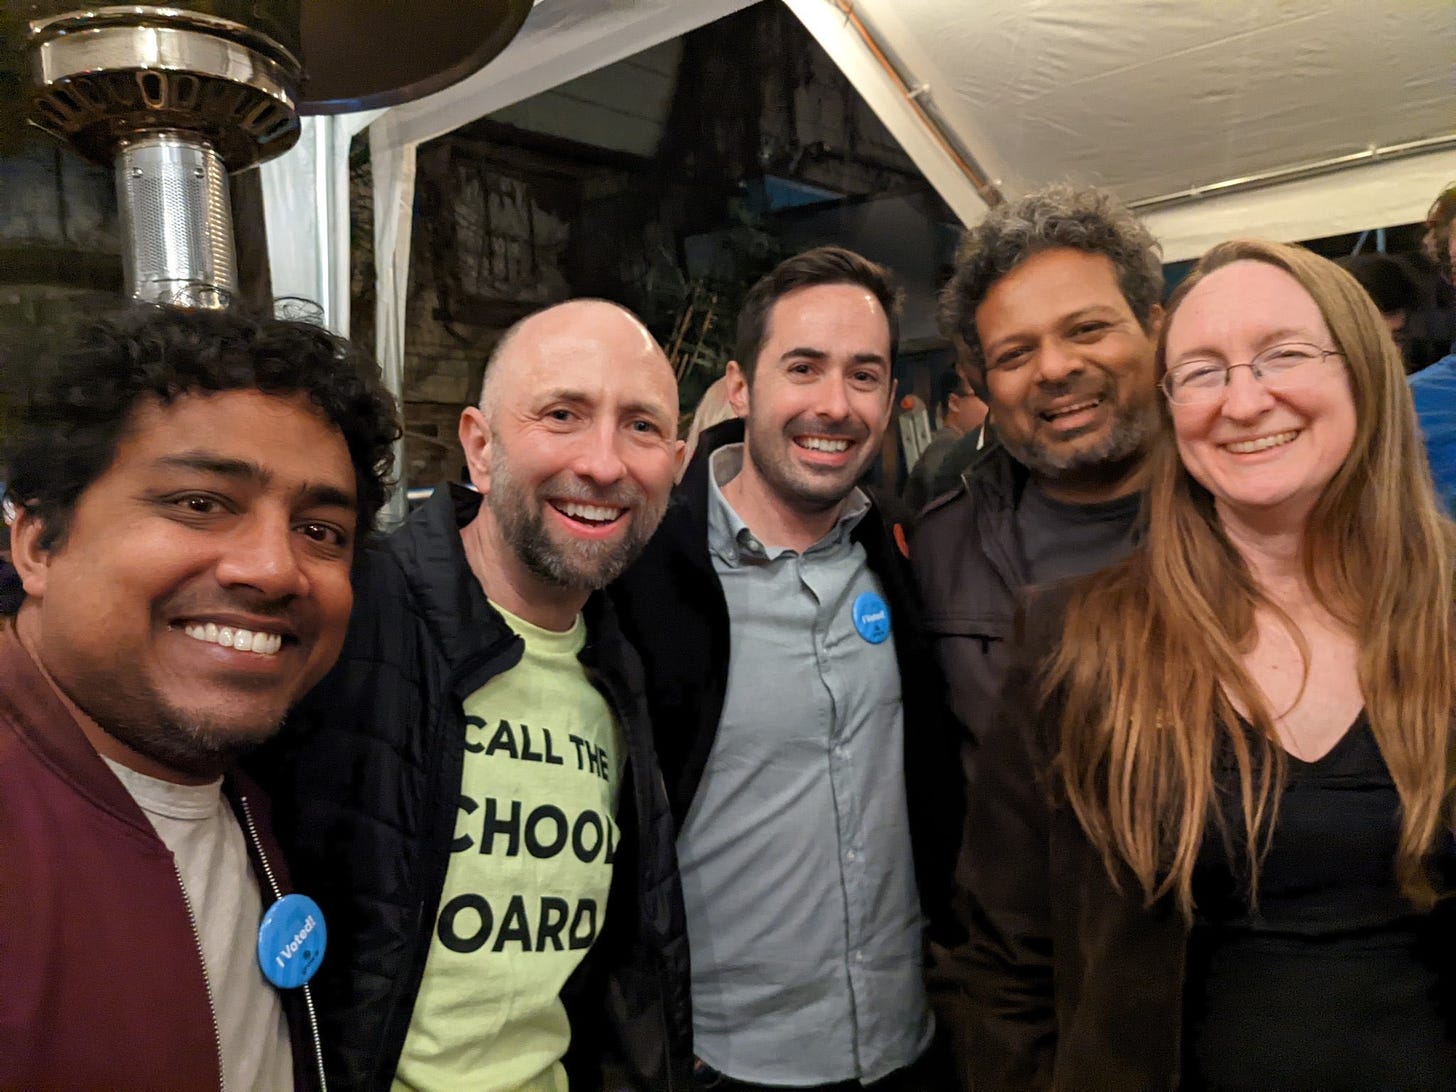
[681,374,738,479]
[950,239,1456,1090]
[613,246,961,1090]
[1337,252,1421,369]
[1400,183,1456,370]
[1411,181,1456,511]
[901,364,987,513]
[1,305,398,1090]
[262,299,692,1090]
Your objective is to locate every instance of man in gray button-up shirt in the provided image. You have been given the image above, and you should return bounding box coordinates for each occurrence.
[613,247,962,1090]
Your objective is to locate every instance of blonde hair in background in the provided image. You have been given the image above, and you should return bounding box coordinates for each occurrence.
[1049,238,1456,919]
[679,375,739,481]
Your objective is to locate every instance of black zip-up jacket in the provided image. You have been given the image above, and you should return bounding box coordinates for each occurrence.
[910,439,1029,773]
[912,441,1148,1084]
[609,419,964,945]
[256,485,692,1091]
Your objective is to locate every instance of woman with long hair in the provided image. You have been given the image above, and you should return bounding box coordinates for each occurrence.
[952,239,1456,1090]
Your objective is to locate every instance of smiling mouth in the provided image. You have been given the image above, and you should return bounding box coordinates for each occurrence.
[182,622,284,656]
[549,500,626,527]
[795,436,852,453]
[1224,430,1299,455]
[1040,398,1102,423]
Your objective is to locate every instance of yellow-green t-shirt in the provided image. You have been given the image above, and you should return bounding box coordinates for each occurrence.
[394,605,623,1092]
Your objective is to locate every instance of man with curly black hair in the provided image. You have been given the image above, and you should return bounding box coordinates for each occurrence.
[0,304,398,1090]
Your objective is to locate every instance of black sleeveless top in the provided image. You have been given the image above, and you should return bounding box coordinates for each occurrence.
[1183,714,1456,1091]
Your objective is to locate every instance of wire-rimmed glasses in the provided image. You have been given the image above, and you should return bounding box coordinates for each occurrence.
[1160,342,1342,405]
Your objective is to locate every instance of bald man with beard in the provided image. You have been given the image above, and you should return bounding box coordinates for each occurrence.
[260,300,693,1091]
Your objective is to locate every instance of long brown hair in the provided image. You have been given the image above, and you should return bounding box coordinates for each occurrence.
[1050,239,1456,918]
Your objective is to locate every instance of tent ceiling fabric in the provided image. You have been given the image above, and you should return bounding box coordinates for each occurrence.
[280,0,1452,510]
[816,0,1456,257]
[371,0,759,155]
[867,0,1454,203]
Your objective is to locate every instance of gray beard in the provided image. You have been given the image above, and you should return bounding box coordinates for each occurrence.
[487,446,659,593]
[1002,402,1155,480]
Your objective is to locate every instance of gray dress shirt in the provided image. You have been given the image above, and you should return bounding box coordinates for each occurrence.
[677,444,932,1084]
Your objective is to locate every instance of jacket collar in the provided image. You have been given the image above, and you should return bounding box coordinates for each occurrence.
[675,416,743,541]
[383,483,517,677]
[0,623,155,835]
[962,435,1029,510]
[386,483,621,679]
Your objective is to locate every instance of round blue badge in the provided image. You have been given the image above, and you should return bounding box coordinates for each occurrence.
[852,591,891,644]
[257,893,326,989]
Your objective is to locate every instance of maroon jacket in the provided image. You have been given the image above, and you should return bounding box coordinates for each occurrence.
[0,624,326,1090]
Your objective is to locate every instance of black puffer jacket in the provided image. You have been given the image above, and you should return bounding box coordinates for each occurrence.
[256,484,692,1091]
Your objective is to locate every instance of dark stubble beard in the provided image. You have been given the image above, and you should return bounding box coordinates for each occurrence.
[743,410,874,514]
[1002,388,1158,481]
[68,670,283,780]
[488,442,667,592]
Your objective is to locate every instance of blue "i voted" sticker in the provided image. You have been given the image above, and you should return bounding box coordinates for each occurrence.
[257,893,326,989]
[852,591,890,644]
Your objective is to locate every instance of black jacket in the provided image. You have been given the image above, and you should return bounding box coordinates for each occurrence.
[911,442,1145,1082]
[610,419,963,942]
[257,485,692,1091]
[909,440,1029,770]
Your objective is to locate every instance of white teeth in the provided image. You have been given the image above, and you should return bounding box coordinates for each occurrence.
[558,501,624,523]
[799,437,850,452]
[1225,430,1298,454]
[183,623,283,657]
[1045,400,1099,419]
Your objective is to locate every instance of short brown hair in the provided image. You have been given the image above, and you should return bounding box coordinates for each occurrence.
[734,246,902,380]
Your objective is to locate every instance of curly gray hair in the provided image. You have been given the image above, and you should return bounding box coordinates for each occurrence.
[939,185,1163,396]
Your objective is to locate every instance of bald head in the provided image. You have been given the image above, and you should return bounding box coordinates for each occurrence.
[477,299,674,422]
[455,297,684,628]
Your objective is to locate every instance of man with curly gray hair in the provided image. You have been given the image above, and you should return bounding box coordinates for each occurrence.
[917,183,1162,734]
[912,186,1163,1075]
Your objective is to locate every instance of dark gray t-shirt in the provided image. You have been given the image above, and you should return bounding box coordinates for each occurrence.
[1015,481,1141,584]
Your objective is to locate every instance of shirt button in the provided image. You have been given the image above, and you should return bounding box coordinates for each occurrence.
[846,849,857,862]
[854,950,864,963]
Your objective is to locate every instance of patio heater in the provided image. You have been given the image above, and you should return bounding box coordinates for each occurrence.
[19,1,533,307]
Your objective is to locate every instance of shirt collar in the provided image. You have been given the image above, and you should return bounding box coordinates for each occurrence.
[706,443,871,566]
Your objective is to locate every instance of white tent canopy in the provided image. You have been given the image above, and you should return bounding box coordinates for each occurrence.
[259,0,1456,509]
[792,0,1456,261]
[265,0,1456,320]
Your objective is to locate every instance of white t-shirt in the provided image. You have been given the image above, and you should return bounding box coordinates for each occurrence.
[106,759,294,1092]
